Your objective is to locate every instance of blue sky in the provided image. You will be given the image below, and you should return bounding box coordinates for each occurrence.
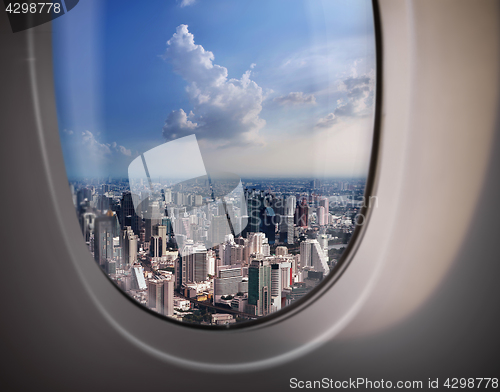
[53,0,375,179]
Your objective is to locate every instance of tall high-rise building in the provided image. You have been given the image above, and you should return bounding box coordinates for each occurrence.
[156,225,167,255]
[319,197,329,224]
[300,239,330,274]
[317,206,326,226]
[121,226,138,267]
[295,198,309,228]
[145,201,161,241]
[285,195,296,216]
[94,211,117,266]
[262,206,276,244]
[245,189,264,234]
[271,261,292,311]
[278,215,294,244]
[209,215,232,247]
[147,278,174,316]
[248,257,271,316]
[119,191,136,229]
[247,232,266,256]
[181,242,208,284]
[164,189,172,204]
[150,235,162,257]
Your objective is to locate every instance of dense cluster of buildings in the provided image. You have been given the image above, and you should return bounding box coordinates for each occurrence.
[72,178,364,325]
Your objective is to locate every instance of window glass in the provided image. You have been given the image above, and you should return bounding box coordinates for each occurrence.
[53,0,376,326]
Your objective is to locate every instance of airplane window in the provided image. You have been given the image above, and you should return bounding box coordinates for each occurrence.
[52,0,376,327]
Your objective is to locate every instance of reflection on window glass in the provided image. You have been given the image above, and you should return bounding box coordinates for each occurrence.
[53,0,376,326]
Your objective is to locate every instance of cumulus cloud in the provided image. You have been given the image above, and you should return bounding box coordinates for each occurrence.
[179,0,196,7]
[316,74,374,128]
[161,24,265,147]
[316,113,336,128]
[274,91,316,106]
[65,130,131,157]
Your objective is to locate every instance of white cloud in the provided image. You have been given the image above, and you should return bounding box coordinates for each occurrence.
[81,130,112,155]
[316,73,375,128]
[250,63,256,69]
[316,113,336,128]
[162,25,265,147]
[163,109,198,139]
[274,91,316,106]
[179,0,196,7]
[69,130,131,157]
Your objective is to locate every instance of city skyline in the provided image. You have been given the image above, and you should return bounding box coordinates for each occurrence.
[73,175,365,326]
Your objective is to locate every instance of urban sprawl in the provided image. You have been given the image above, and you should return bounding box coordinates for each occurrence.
[72,177,367,326]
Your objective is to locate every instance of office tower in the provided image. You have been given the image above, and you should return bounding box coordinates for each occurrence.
[148,280,162,311]
[285,195,296,216]
[150,235,162,257]
[247,232,265,256]
[120,191,136,229]
[148,279,173,316]
[194,194,203,206]
[248,257,271,316]
[219,234,234,266]
[245,189,263,234]
[145,201,161,241]
[213,265,245,302]
[317,206,326,226]
[209,215,231,247]
[94,211,117,266]
[207,249,216,276]
[163,279,174,316]
[156,225,167,255]
[300,239,330,274]
[121,226,138,267]
[181,242,208,283]
[262,237,270,257]
[262,206,276,244]
[319,197,329,224]
[295,198,309,228]
[164,189,172,204]
[271,261,292,311]
[278,214,294,244]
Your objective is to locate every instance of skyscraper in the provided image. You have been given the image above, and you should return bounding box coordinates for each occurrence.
[94,211,117,266]
[271,261,292,311]
[295,198,309,228]
[121,226,138,268]
[319,196,329,224]
[248,257,271,316]
[150,235,162,257]
[147,278,174,316]
[181,242,208,283]
[300,239,330,274]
